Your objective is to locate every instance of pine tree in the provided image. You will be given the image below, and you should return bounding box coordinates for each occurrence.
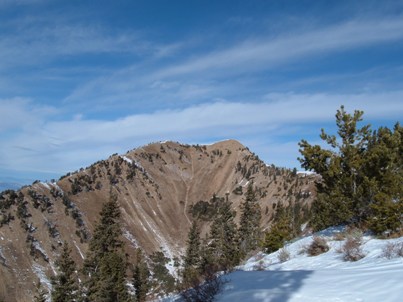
[239,183,262,256]
[299,106,402,234]
[369,192,402,235]
[183,221,201,269]
[82,190,131,301]
[181,221,202,289]
[262,204,293,253]
[207,200,239,271]
[132,249,150,302]
[150,249,175,294]
[51,242,79,302]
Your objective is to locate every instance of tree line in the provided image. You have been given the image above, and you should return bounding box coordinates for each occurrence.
[36,106,402,301]
[36,183,263,302]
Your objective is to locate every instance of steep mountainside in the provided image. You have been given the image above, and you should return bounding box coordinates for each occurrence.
[0,140,317,301]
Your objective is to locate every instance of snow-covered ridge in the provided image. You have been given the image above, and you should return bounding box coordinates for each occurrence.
[217,228,403,302]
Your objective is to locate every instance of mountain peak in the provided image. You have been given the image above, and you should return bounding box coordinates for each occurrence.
[0,140,316,301]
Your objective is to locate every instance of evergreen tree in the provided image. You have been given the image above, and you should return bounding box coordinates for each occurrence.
[239,183,262,256]
[365,124,403,234]
[181,221,202,289]
[207,200,239,271]
[262,204,293,253]
[150,249,175,294]
[82,190,131,301]
[299,106,402,234]
[51,242,79,302]
[183,221,201,269]
[198,234,215,277]
[132,249,150,302]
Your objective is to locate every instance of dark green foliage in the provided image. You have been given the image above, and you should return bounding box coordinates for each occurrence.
[71,179,82,195]
[0,190,17,210]
[232,186,243,195]
[239,183,262,256]
[189,194,226,221]
[51,242,79,302]
[0,191,16,228]
[181,221,203,292]
[82,190,131,301]
[181,206,235,301]
[263,205,293,253]
[183,221,201,269]
[16,195,30,220]
[28,190,53,212]
[299,106,402,234]
[150,250,175,294]
[368,193,403,235]
[132,249,150,302]
[0,212,14,227]
[206,200,239,271]
[89,252,129,302]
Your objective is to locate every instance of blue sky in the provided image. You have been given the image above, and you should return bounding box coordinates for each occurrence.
[1,0,403,186]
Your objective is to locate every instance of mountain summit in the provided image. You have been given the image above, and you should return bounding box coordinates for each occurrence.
[0,140,316,301]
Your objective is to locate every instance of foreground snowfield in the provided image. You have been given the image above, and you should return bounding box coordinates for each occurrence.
[217,227,403,302]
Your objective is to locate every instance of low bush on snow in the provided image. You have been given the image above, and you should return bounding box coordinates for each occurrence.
[277,248,290,262]
[381,242,403,259]
[306,236,330,256]
[339,235,365,261]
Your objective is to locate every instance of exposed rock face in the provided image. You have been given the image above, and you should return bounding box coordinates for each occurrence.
[0,140,317,301]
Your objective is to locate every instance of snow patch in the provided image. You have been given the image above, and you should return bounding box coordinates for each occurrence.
[297,171,317,176]
[123,230,139,248]
[32,263,52,301]
[40,182,51,190]
[121,155,133,164]
[73,240,85,260]
[33,241,49,260]
[52,183,64,195]
[134,160,145,171]
[238,178,249,187]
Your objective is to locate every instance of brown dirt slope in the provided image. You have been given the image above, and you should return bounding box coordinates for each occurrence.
[0,140,317,301]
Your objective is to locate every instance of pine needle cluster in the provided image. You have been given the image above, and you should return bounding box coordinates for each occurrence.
[299,106,402,235]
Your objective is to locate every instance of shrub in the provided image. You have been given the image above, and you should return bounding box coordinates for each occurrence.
[381,242,403,259]
[339,235,365,261]
[307,236,330,256]
[277,248,290,262]
[253,260,266,271]
[332,232,346,241]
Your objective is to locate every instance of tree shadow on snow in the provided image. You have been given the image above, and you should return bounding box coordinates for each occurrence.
[217,269,314,302]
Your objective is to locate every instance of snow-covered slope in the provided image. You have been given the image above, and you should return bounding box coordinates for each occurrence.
[217,227,403,302]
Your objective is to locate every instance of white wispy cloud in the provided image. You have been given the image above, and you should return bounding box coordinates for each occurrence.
[0,20,150,70]
[154,18,403,79]
[60,16,403,110]
[1,7,403,183]
[1,91,402,176]
[0,98,57,131]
